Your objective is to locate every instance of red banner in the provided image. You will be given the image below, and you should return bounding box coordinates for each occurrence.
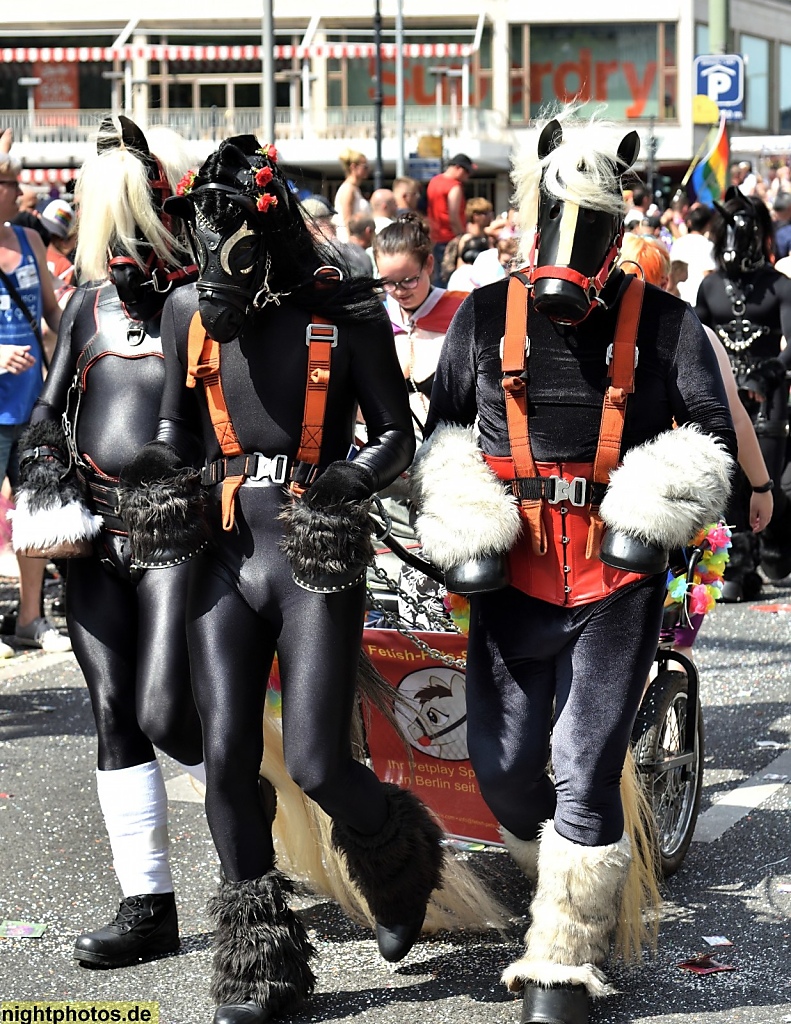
[363,629,501,844]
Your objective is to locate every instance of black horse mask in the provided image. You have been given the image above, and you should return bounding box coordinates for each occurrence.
[164,137,291,343]
[98,115,192,322]
[529,119,640,324]
[714,186,766,276]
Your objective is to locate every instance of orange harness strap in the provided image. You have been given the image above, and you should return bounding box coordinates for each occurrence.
[586,277,644,556]
[185,310,336,527]
[186,312,245,531]
[292,318,336,493]
[501,272,546,554]
[501,274,643,559]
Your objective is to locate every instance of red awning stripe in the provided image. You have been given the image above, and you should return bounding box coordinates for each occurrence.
[19,168,78,184]
[2,42,474,64]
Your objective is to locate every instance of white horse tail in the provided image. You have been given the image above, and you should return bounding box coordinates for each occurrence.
[614,747,662,961]
[262,711,510,935]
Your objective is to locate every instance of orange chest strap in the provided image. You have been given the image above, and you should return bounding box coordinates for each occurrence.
[185,310,335,529]
[500,274,644,557]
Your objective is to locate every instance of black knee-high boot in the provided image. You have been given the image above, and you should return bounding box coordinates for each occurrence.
[208,870,316,1024]
[331,783,445,963]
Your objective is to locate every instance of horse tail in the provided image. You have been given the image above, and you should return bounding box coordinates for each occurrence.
[614,747,662,961]
[262,673,510,935]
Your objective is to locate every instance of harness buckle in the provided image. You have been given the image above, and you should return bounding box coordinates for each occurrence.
[250,452,288,485]
[306,323,338,347]
[127,323,146,346]
[150,267,174,294]
[546,475,587,507]
[606,342,639,368]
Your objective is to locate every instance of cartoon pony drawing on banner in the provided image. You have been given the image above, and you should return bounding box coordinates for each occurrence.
[396,668,469,760]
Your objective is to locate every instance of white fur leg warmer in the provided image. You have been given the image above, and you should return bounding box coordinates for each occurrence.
[411,423,521,570]
[501,822,631,998]
[599,424,734,550]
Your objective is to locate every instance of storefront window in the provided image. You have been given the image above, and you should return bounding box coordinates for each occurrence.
[781,44,791,130]
[526,23,669,120]
[695,25,710,57]
[741,34,769,129]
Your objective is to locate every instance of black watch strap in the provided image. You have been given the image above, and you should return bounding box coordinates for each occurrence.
[752,479,774,493]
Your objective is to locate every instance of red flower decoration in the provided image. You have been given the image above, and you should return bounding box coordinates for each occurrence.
[176,170,196,196]
[257,193,279,213]
[260,143,278,163]
[255,166,274,188]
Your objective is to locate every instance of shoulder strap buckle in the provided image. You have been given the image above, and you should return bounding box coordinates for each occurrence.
[306,323,338,347]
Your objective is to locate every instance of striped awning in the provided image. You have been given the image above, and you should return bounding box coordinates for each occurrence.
[2,42,475,64]
[19,167,77,184]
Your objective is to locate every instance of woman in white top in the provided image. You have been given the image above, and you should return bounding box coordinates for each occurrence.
[332,148,372,242]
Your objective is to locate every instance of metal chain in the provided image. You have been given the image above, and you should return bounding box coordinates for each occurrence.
[366,587,468,670]
[368,559,458,633]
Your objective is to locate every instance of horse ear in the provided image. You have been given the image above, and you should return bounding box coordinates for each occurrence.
[713,200,734,226]
[616,131,641,172]
[229,193,260,218]
[723,185,741,204]
[163,195,195,223]
[118,116,150,158]
[97,115,121,154]
[538,120,562,160]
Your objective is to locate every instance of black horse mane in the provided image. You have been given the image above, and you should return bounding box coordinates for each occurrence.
[711,192,775,265]
[194,135,383,323]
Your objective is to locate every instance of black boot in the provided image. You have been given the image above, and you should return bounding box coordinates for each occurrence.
[521,983,589,1024]
[209,870,316,1024]
[331,783,445,963]
[74,892,179,968]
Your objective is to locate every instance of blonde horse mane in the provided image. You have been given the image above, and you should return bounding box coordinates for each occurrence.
[512,104,633,265]
[75,123,193,283]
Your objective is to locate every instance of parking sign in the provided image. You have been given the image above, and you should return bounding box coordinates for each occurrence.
[694,54,745,121]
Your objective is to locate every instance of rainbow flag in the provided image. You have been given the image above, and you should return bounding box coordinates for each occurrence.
[686,116,729,205]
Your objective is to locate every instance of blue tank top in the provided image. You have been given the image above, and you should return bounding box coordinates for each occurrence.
[0,226,44,424]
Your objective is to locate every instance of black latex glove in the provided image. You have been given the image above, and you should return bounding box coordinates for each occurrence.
[305,460,376,510]
[743,357,787,401]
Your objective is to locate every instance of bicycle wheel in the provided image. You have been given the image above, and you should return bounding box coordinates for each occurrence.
[631,669,704,877]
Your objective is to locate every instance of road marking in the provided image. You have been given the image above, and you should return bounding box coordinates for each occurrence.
[693,749,791,843]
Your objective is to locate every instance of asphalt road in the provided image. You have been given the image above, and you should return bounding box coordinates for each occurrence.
[0,576,790,1024]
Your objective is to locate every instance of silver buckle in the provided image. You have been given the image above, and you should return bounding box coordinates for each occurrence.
[250,452,288,485]
[306,323,339,347]
[606,342,639,368]
[547,475,587,507]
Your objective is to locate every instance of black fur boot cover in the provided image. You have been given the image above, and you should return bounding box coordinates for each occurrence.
[118,441,208,567]
[208,870,316,1012]
[330,783,445,928]
[279,497,374,587]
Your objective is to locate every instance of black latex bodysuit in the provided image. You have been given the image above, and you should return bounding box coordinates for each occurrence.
[31,281,203,771]
[156,283,414,881]
[425,271,735,848]
[696,266,791,501]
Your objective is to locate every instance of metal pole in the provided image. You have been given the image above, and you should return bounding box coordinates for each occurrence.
[261,0,275,143]
[709,0,729,54]
[395,0,405,178]
[373,0,384,189]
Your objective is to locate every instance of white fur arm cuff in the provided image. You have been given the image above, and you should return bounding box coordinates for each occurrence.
[599,424,734,550]
[411,423,521,570]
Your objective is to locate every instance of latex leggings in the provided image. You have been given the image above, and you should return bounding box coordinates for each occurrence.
[186,547,389,882]
[67,534,203,771]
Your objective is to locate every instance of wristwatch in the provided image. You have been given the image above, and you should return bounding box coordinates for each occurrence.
[752,479,774,493]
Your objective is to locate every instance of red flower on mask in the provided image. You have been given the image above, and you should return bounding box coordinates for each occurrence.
[255,166,274,188]
[260,143,278,163]
[176,170,196,196]
[257,193,279,213]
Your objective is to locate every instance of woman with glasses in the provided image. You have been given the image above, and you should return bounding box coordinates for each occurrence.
[373,214,466,437]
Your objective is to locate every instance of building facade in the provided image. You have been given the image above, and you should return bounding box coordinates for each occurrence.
[3,0,791,206]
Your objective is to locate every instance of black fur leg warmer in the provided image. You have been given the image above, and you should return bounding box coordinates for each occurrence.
[331,783,445,928]
[10,421,102,557]
[208,871,316,1012]
[118,441,208,568]
[279,497,374,592]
